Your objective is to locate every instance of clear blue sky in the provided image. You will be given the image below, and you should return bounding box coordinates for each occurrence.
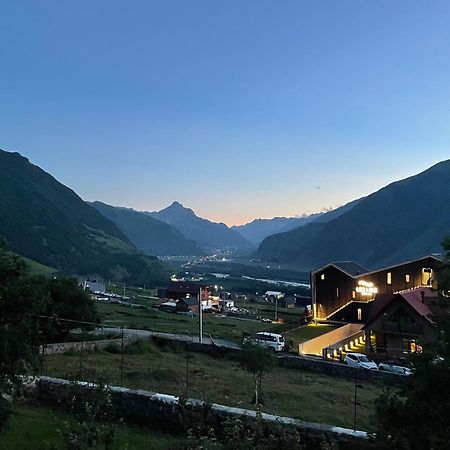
[1,1,450,225]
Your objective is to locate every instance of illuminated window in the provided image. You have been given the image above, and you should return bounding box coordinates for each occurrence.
[357,308,362,321]
[320,274,325,280]
[336,288,339,298]
[387,272,392,285]
[405,274,410,283]
[352,290,356,299]
[422,268,433,286]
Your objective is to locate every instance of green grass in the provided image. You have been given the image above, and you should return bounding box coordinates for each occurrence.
[43,340,385,432]
[98,303,278,342]
[0,403,183,450]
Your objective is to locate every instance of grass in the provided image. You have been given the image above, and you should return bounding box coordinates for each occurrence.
[97,303,279,342]
[43,340,385,432]
[0,403,183,450]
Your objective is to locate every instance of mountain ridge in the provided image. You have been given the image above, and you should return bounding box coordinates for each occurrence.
[147,201,255,251]
[0,149,169,284]
[256,160,450,270]
[90,201,204,256]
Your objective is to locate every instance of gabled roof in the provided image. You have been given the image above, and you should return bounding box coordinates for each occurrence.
[364,288,436,329]
[357,254,443,279]
[313,261,369,277]
[313,254,443,279]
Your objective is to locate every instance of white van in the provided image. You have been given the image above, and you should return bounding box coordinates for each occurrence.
[243,332,286,352]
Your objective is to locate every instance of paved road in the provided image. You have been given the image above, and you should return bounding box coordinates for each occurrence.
[95,327,241,350]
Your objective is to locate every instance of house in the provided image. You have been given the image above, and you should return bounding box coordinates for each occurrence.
[279,296,295,309]
[84,279,106,294]
[158,283,212,302]
[176,297,200,314]
[311,255,442,322]
[363,288,441,359]
[264,291,284,303]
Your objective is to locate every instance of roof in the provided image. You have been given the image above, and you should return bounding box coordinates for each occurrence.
[165,283,210,294]
[179,298,199,306]
[313,254,443,279]
[313,261,369,277]
[364,288,436,329]
[264,291,284,296]
[357,254,443,279]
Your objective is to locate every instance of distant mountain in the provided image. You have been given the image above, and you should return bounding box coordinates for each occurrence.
[90,201,204,256]
[232,214,322,244]
[147,201,254,251]
[0,149,169,284]
[256,161,450,270]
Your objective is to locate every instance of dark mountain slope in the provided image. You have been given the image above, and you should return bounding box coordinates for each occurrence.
[0,150,168,284]
[148,201,254,251]
[256,161,450,270]
[90,201,203,256]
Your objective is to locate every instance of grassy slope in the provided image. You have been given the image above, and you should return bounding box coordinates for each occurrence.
[97,303,277,342]
[0,404,182,450]
[43,340,383,432]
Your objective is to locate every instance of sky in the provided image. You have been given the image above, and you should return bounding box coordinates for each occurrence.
[1,1,450,226]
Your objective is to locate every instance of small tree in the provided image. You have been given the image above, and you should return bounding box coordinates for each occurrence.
[240,343,275,406]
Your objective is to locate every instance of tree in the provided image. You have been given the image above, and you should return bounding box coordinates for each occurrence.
[437,235,450,297]
[0,243,101,431]
[373,236,450,449]
[240,343,275,406]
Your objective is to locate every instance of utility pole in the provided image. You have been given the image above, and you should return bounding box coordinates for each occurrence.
[275,297,278,322]
[123,282,126,297]
[199,287,203,343]
[120,327,124,387]
[354,368,358,431]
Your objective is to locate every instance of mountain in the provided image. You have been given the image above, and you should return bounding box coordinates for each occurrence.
[232,214,322,244]
[147,201,254,251]
[0,149,169,284]
[256,161,450,270]
[90,201,204,256]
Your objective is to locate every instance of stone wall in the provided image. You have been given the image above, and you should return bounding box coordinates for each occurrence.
[34,376,374,449]
[40,336,140,355]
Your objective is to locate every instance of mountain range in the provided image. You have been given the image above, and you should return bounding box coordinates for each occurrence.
[256,160,450,270]
[89,201,204,256]
[0,149,168,284]
[147,201,254,251]
[232,214,322,244]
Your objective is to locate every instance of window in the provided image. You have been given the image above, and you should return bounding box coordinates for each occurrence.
[387,272,392,285]
[422,268,433,286]
[357,308,362,321]
[336,288,339,298]
[352,290,356,299]
[405,274,410,283]
[320,274,325,280]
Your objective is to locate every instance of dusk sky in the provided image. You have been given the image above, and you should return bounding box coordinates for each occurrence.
[1,1,450,225]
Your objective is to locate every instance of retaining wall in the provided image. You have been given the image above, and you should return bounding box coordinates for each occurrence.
[34,376,374,449]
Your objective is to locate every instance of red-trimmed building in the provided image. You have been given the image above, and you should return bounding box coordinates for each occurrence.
[311,255,441,322]
[363,288,441,358]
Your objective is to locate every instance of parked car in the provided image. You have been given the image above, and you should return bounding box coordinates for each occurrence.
[243,332,287,352]
[378,362,412,376]
[260,317,272,323]
[344,353,378,370]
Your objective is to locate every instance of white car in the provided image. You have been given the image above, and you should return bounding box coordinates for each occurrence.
[344,353,378,370]
[378,362,412,376]
[243,332,286,352]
